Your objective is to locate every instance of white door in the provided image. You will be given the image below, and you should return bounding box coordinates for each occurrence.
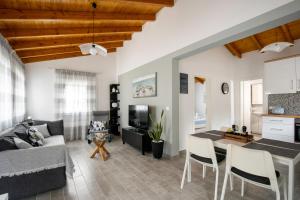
[264,57,296,94]
[296,57,300,91]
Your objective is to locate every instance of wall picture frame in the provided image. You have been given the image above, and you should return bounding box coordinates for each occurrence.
[132,73,157,98]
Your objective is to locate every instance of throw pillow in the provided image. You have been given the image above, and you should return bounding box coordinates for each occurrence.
[92,121,107,131]
[14,124,32,144]
[31,124,51,138]
[33,120,64,136]
[27,127,45,146]
[13,137,33,149]
[0,136,17,152]
[47,120,64,136]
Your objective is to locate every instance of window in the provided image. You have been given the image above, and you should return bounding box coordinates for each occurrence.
[55,69,96,140]
[0,36,26,131]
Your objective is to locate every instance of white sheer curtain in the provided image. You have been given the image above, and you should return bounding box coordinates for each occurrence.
[0,34,25,131]
[55,69,96,141]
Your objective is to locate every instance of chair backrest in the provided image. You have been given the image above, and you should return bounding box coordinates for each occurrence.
[92,111,109,122]
[226,144,279,191]
[187,135,218,166]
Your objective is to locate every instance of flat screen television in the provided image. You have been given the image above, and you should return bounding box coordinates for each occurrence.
[129,105,149,130]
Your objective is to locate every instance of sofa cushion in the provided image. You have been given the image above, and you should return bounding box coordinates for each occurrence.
[33,120,64,136]
[44,135,65,147]
[0,135,74,179]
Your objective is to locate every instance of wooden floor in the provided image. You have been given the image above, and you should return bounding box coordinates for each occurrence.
[22,137,300,200]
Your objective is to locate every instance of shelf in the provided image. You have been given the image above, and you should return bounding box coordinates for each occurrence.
[110,100,120,102]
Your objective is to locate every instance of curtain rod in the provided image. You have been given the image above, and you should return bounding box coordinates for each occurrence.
[47,67,102,74]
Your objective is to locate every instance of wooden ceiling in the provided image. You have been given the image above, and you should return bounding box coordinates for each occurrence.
[225,19,300,58]
[0,0,174,63]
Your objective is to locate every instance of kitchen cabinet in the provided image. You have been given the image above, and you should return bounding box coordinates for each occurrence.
[262,116,295,143]
[264,57,296,94]
[296,57,300,91]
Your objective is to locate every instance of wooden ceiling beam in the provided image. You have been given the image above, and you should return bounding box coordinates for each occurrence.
[16,41,123,57]
[250,35,263,50]
[0,9,155,21]
[100,0,174,7]
[224,43,241,58]
[9,34,131,49]
[21,48,117,63]
[280,25,294,43]
[2,26,142,38]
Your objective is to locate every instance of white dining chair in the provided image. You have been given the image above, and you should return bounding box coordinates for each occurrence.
[180,135,226,200]
[220,144,287,200]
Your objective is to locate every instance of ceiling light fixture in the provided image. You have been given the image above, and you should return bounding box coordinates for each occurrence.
[260,42,294,53]
[79,2,107,56]
[260,28,293,53]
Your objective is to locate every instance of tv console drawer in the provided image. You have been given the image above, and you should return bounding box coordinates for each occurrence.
[122,128,151,155]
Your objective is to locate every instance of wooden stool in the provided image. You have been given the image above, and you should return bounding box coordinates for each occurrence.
[90,133,110,161]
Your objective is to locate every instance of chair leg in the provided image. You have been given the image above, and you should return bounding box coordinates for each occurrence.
[230,174,233,191]
[275,189,280,200]
[241,179,244,197]
[181,159,188,189]
[220,173,228,200]
[188,159,191,183]
[203,165,206,179]
[214,169,219,200]
[283,177,287,200]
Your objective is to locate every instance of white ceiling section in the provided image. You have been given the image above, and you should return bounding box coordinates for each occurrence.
[116,0,294,75]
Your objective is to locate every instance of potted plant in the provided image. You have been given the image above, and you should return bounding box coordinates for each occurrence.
[148,109,165,159]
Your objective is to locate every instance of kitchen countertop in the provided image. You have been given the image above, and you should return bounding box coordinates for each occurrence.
[262,114,300,119]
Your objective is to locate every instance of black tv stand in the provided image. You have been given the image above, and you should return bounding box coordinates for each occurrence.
[122,127,151,155]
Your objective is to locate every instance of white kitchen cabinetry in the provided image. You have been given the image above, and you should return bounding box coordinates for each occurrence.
[296,57,300,91]
[264,57,296,94]
[262,116,295,143]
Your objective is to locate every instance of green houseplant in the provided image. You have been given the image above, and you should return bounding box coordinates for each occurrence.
[148,109,165,159]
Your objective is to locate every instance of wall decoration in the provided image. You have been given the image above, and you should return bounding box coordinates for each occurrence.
[221,82,229,94]
[132,73,157,98]
[180,73,188,94]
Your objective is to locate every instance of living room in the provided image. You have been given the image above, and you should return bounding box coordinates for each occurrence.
[1,0,300,200]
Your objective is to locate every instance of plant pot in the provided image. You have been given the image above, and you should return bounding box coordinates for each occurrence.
[152,140,164,159]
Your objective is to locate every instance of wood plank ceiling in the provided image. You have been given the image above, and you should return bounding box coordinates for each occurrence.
[225,19,300,58]
[0,0,174,63]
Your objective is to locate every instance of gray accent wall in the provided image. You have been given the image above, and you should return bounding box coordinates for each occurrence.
[119,56,179,156]
[268,92,300,115]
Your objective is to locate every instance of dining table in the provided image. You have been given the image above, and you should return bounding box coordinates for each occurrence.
[192,130,300,200]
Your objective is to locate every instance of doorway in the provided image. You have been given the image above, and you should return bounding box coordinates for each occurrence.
[240,79,263,134]
[194,76,207,132]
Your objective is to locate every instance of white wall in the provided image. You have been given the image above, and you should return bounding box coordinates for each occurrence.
[117,0,293,75]
[178,39,300,150]
[25,54,117,120]
[179,47,238,150]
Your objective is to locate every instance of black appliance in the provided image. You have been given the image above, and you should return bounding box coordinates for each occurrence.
[128,105,149,130]
[295,119,300,142]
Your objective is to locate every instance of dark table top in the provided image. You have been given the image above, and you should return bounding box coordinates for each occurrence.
[243,142,299,159]
[192,131,300,159]
[192,131,223,141]
[255,138,300,151]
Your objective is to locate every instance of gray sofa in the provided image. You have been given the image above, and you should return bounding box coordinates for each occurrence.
[0,120,74,200]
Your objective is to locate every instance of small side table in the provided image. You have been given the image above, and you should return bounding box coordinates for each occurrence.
[90,132,110,161]
[0,193,8,200]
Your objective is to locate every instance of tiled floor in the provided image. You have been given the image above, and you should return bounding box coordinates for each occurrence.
[23,137,300,200]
